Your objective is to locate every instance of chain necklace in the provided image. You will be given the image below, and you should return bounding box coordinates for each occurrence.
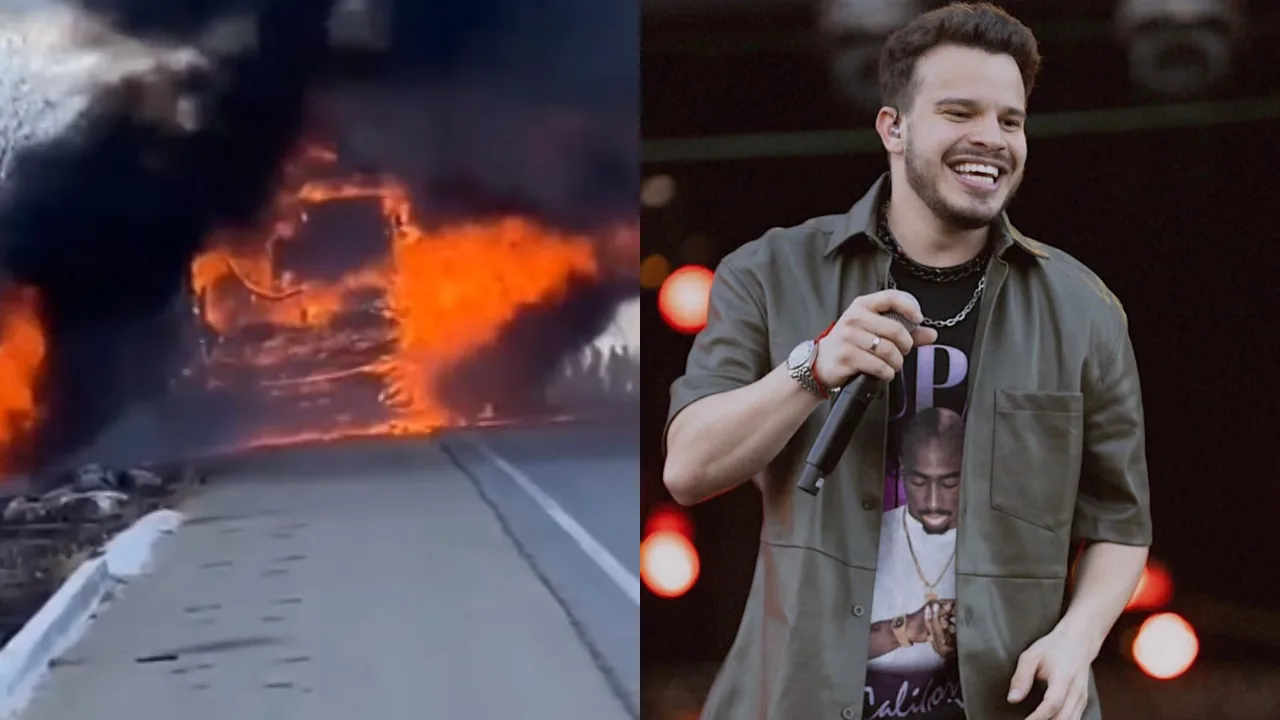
[878,202,990,283]
[887,272,985,329]
[879,202,988,328]
[902,507,956,603]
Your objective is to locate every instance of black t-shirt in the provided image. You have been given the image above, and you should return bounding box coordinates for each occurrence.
[862,266,982,720]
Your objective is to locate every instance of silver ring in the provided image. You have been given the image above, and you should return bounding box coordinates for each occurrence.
[869,336,882,354]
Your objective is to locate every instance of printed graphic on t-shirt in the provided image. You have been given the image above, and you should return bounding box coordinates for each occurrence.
[863,343,968,720]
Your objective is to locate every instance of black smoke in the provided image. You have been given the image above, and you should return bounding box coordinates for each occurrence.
[0,0,338,469]
[0,0,636,472]
[324,0,639,230]
[321,0,640,420]
[438,276,637,419]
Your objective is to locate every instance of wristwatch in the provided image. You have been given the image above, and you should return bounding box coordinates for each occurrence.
[891,614,913,649]
[787,339,829,399]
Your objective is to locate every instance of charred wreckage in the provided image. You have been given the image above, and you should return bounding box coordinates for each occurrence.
[0,0,638,477]
[0,0,636,615]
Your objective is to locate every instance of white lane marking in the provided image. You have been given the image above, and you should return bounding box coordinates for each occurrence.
[471,439,642,606]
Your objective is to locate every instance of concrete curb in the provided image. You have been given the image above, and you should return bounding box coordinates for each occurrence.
[0,509,185,719]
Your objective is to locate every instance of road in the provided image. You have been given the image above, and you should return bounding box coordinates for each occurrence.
[445,420,641,707]
[17,421,639,720]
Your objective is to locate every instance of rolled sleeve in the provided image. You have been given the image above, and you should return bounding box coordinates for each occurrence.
[663,257,770,453]
[1071,308,1153,546]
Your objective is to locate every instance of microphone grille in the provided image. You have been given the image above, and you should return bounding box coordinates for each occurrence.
[882,310,919,333]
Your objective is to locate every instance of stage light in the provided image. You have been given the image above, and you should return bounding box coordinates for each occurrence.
[1115,0,1240,98]
[1125,558,1174,612]
[816,0,924,112]
[642,174,677,209]
[658,265,714,334]
[641,254,672,290]
[642,505,700,599]
[1132,612,1199,680]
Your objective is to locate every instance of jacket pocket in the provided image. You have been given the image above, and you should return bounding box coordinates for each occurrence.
[989,389,1083,532]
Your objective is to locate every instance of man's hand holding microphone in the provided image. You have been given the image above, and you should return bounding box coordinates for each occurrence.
[796,289,938,495]
[812,290,939,390]
[664,289,938,505]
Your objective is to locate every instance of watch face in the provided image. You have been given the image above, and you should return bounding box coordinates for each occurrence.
[787,340,815,370]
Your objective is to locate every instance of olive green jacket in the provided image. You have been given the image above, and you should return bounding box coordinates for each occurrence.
[665,175,1153,720]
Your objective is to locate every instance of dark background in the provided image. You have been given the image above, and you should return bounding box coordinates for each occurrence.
[640,0,1280,714]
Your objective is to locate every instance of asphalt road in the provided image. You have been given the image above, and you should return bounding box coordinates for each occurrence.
[443,419,641,712]
[18,422,638,720]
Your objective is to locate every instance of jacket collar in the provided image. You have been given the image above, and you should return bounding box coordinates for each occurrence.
[823,172,1048,260]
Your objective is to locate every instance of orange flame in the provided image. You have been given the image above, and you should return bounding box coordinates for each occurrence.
[191,144,610,440]
[0,142,624,465]
[0,287,45,469]
[380,214,597,424]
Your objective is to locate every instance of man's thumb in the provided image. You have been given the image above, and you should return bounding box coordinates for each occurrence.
[1007,654,1036,703]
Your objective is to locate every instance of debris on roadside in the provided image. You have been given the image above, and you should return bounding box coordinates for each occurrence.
[0,462,205,645]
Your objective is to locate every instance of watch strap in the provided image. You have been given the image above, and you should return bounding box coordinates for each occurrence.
[790,363,826,399]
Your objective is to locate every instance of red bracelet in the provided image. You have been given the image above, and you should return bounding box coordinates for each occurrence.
[811,320,838,399]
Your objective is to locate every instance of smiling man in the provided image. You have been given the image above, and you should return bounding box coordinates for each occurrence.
[662,4,1152,720]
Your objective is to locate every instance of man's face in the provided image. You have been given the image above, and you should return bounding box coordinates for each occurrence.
[902,439,961,534]
[898,44,1028,230]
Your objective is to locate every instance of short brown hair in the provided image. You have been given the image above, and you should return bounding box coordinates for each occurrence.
[879,2,1041,111]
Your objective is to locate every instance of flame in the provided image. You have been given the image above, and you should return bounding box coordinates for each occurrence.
[0,142,622,466]
[379,214,597,424]
[190,144,610,440]
[0,287,45,468]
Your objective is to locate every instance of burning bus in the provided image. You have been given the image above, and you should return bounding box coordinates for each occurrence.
[0,0,638,474]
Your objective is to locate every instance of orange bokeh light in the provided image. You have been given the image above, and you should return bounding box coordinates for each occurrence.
[658,265,713,334]
[646,503,693,538]
[1132,612,1198,680]
[641,528,700,599]
[1126,559,1174,611]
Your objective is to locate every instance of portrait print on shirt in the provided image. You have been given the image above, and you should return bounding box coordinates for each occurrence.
[864,339,970,720]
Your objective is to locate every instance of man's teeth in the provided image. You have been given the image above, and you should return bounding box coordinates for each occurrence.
[951,162,1000,184]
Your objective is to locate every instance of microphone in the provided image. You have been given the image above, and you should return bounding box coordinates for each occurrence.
[796,311,919,496]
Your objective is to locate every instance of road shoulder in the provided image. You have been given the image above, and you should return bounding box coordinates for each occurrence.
[18,443,628,720]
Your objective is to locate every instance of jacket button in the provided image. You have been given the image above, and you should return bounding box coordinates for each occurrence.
[842,707,856,719]
[860,495,877,511]
[851,604,865,617]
